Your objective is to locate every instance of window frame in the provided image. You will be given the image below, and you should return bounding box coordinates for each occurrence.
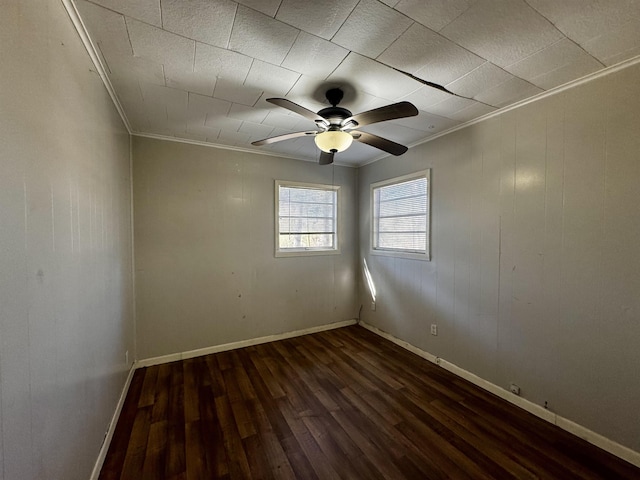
[370,169,431,261]
[275,180,341,258]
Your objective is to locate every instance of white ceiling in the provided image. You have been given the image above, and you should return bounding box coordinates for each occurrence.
[74,0,640,166]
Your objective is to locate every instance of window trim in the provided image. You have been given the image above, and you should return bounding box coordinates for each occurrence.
[370,169,431,261]
[275,180,341,258]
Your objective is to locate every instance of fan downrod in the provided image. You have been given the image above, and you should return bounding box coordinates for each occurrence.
[318,88,351,123]
[325,88,344,107]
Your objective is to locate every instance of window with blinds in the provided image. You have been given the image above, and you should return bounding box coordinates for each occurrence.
[371,170,430,260]
[276,181,340,256]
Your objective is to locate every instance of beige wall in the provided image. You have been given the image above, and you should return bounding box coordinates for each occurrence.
[133,137,359,360]
[358,62,640,452]
[0,1,134,479]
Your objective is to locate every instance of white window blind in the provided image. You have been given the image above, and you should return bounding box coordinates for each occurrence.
[276,182,339,255]
[372,171,429,258]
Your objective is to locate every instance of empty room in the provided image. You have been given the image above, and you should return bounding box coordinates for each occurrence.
[2,0,640,479]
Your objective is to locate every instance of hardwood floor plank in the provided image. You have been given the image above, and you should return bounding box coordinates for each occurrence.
[247,349,286,399]
[185,420,209,479]
[151,363,171,423]
[165,362,186,479]
[281,349,341,414]
[183,359,201,423]
[100,326,640,479]
[334,386,448,479]
[460,395,629,479]
[329,341,405,391]
[235,348,297,477]
[322,330,461,404]
[245,398,297,479]
[198,384,229,478]
[327,408,408,480]
[230,397,257,439]
[394,419,480,480]
[300,413,372,480]
[240,349,318,479]
[337,386,418,461]
[430,398,583,479]
[141,420,167,480]
[307,372,408,479]
[234,365,258,401]
[214,394,253,478]
[205,355,226,398]
[139,366,159,408]
[422,398,539,479]
[390,386,519,478]
[303,332,495,479]
[119,405,152,480]
[277,397,342,480]
[322,348,380,394]
[264,346,315,417]
[279,435,320,480]
[339,328,466,402]
[243,434,275,479]
[291,343,347,393]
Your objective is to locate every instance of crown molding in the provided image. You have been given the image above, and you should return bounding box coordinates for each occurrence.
[62,0,132,134]
[132,132,357,167]
[400,54,640,156]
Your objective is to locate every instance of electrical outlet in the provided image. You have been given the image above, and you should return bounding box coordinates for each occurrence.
[371,301,376,311]
[125,350,129,365]
[509,383,520,395]
[430,324,437,336]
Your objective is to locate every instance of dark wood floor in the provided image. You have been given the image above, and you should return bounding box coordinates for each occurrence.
[100,325,640,479]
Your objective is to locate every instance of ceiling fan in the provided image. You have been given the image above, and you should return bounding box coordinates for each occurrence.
[251,88,419,165]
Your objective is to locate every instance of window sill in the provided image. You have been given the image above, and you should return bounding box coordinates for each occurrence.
[276,248,341,258]
[370,248,430,261]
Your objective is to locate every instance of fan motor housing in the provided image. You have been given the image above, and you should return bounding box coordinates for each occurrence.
[317,106,352,124]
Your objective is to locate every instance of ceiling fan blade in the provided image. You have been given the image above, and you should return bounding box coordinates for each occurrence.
[251,130,317,146]
[351,131,408,156]
[343,101,418,129]
[267,98,329,126]
[319,151,334,165]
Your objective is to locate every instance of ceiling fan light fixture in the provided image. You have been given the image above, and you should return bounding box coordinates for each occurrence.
[314,129,353,153]
[253,93,418,160]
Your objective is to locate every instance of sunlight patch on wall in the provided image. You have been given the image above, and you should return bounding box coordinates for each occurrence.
[363,258,377,302]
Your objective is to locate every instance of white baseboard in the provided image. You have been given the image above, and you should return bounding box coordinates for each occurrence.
[136,319,358,368]
[90,363,137,480]
[359,321,438,364]
[359,321,640,469]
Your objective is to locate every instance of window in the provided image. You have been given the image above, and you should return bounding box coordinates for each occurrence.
[275,180,340,257]
[371,170,430,260]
